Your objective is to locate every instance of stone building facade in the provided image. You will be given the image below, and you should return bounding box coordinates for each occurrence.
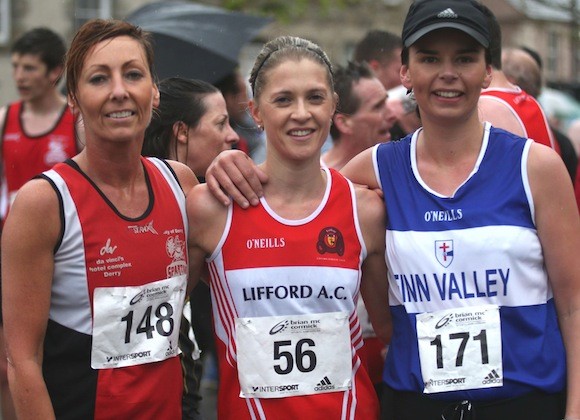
[0,0,577,103]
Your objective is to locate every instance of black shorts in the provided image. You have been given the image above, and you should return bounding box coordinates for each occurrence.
[380,385,565,420]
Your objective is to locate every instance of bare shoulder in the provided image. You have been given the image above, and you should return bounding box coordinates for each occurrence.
[186,183,229,247]
[527,141,564,171]
[353,185,385,227]
[341,147,378,188]
[12,177,60,214]
[478,94,511,112]
[3,178,61,247]
[187,183,227,216]
[478,96,525,137]
[526,141,578,241]
[166,159,198,193]
[527,141,571,197]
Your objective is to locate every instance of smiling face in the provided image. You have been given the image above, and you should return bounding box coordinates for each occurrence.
[71,35,159,145]
[184,92,239,176]
[400,28,491,125]
[250,57,336,163]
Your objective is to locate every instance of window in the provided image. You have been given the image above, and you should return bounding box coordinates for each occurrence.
[0,0,10,46]
[74,0,112,30]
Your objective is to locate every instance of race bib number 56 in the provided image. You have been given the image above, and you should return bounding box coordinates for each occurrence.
[91,275,186,369]
[236,312,352,398]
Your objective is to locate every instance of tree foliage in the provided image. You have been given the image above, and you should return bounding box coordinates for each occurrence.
[220,0,364,22]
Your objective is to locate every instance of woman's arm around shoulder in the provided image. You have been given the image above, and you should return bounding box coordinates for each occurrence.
[355,185,391,344]
[528,142,580,418]
[205,149,268,208]
[186,183,229,290]
[2,178,62,419]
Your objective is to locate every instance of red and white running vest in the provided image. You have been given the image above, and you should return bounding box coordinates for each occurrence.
[208,167,379,420]
[480,87,559,152]
[1,101,77,221]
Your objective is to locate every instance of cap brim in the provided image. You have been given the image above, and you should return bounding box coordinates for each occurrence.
[404,22,489,48]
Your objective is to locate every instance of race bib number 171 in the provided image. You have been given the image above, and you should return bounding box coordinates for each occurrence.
[416,304,503,394]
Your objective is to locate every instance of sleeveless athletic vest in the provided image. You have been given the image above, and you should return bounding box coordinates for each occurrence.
[41,157,187,419]
[480,87,558,152]
[1,101,77,220]
[208,167,379,419]
[375,123,565,402]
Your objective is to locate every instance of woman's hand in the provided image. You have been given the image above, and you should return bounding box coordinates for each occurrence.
[205,149,268,208]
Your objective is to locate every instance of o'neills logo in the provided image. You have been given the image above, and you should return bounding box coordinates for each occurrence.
[317,227,344,256]
[246,237,285,249]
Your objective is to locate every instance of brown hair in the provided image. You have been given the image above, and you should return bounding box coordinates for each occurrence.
[354,30,402,66]
[66,19,155,102]
[330,61,375,140]
[249,36,333,102]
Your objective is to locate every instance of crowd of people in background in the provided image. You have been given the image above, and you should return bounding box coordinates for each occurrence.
[0,0,579,419]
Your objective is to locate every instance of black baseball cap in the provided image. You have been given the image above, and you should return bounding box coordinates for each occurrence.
[402,0,490,48]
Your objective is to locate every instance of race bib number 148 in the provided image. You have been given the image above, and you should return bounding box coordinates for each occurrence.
[91,275,186,369]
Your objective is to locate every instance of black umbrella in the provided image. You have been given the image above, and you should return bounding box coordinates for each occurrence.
[125,1,273,83]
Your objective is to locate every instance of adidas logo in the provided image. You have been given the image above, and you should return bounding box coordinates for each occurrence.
[437,8,458,19]
[482,369,502,384]
[484,369,500,380]
[314,376,335,391]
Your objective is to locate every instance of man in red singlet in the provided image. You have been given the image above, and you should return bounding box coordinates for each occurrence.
[477,6,558,153]
[0,27,80,420]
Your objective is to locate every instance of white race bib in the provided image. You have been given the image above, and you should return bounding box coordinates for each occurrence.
[236,312,352,398]
[416,304,503,393]
[91,275,187,369]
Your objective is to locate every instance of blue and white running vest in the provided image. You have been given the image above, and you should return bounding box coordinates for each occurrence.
[374,122,565,401]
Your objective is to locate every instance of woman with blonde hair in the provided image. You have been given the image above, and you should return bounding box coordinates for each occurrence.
[186,35,390,419]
